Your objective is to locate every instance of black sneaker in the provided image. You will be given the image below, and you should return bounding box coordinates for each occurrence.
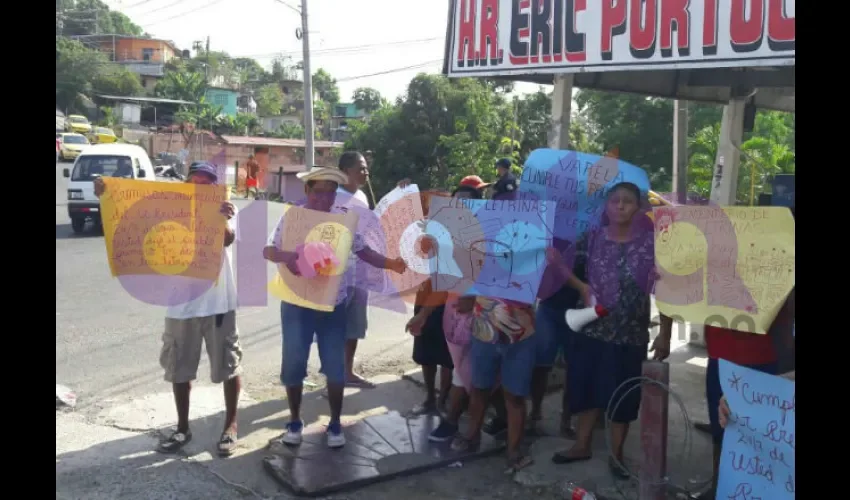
[428,421,459,442]
[483,417,507,436]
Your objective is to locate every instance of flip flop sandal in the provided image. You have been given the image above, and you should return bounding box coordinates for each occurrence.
[551,450,592,464]
[407,402,437,417]
[450,435,480,453]
[345,378,376,389]
[504,454,534,474]
[608,456,631,480]
[218,431,237,457]
[158,430,192,454]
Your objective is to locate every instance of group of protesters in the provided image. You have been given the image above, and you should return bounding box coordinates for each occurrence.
[93,151,794,493]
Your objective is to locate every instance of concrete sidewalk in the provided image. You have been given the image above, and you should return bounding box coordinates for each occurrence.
[57,345,715,500]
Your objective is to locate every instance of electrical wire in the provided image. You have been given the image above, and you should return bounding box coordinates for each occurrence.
[130,0,191,18]
[604,375,712,499]
[139,0,228,27]
[336,60,443,82]
[229,37,442,60]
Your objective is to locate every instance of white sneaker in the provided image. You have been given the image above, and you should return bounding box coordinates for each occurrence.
[326,422,346,448]
[280,421,303,445]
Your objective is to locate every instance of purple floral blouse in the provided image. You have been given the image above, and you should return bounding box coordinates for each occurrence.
[574,227,656,347]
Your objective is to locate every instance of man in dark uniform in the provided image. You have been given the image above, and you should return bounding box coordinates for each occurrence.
[492,158,518,199]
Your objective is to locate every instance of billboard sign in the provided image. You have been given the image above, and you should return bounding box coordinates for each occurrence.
[445,0,795,77]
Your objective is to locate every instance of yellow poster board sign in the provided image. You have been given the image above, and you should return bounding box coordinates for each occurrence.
[268,204,359,312]
[100,178,228,281]
[653,206,795,334]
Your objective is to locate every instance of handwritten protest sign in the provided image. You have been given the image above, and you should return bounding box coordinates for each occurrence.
[717,360,795,500]
[426,196,555,304]
[269,204,359,312]
[518,148,650,242]
[100,178,227,280]
[654,206,795,333]
[373,184,428,295]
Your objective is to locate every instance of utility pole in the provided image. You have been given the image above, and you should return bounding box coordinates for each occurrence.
[201,36,210,159]
[672,100,688,204]
[299,0,316,168]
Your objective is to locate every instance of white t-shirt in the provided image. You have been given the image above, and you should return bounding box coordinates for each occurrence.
[267,207,366,306]
[334,187,371,294]
[336,187,369,209]
[165,217,238,319]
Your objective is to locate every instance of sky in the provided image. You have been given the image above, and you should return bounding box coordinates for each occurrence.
[104,0,544,102]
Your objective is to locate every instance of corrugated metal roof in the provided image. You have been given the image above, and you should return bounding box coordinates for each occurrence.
[220,136,343,149]
[97,95,195,105]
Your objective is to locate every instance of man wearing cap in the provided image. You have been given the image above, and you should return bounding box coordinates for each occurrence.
[492,158,518,199]
[263,166,407,449]
[93,162,243,457]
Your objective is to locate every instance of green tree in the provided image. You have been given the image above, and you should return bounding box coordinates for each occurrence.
[154,70,206,102]
[56,0,142,36]
[346,74,510,195]
[352,87,386,113]
[256,84,284,117]
[56,38,106,112]
[92,66,143,96]
[272,122,306,139]
[687,111,795,204]
[313,68,340,104]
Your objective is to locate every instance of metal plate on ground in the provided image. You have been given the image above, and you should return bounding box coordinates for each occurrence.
[263,410,504,497]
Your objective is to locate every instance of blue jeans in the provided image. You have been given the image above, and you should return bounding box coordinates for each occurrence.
[470,336,537,397]
[535,302,573,367]
[280,301,347,387]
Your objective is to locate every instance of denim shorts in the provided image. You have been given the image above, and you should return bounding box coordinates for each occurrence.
[535,302,572,367]
[469,335,537,398]
[280,301,347,386]
[344,288,369,340]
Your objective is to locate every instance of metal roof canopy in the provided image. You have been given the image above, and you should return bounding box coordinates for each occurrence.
[96,95,195,105]
[440,0,795,113]
[489,67,795,113]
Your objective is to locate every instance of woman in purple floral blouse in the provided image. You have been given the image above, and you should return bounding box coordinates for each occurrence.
[546,182,673,479]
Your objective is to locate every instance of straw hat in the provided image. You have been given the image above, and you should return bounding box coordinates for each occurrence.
[295,166,349,185]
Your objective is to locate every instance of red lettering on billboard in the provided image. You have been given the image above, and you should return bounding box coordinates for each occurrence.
[659,0,690,57]
[601,0,627,61]
[730,0,765,53]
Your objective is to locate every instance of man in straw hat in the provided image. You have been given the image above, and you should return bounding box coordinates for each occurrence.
[263,166,407,449]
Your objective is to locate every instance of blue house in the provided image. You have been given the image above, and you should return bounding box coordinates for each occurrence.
[204,87,238,117]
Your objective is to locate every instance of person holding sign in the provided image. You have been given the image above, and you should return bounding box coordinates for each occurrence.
[546,182,673,479]
[93,162,242,457]
[263,167,407,449]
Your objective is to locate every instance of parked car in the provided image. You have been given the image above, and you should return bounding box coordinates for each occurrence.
[56,109,66,132]
[88,126,118,144]
[65,114,92,134]
[57,133,90,162]
[62,144,159,233]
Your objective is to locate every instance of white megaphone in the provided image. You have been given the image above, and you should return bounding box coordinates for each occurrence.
[565,304,609,332]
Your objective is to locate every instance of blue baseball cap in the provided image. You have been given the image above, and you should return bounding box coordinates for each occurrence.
[495,158,512,169]
[188,161,219,182]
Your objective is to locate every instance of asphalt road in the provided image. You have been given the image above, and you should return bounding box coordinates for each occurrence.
[55,161,416,411]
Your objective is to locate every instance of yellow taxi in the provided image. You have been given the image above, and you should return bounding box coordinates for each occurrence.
[65,114,92,134]
[57,133,90,162]
[88,126,118,144]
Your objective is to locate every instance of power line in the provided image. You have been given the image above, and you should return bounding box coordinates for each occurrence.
[336,60,443,82]
[131,0,191,17]
[140,0,228,27]
[229,37,441,60]
[271,0,299,15]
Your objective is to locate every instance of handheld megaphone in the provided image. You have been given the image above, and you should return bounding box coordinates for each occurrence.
[565,304,609,332]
